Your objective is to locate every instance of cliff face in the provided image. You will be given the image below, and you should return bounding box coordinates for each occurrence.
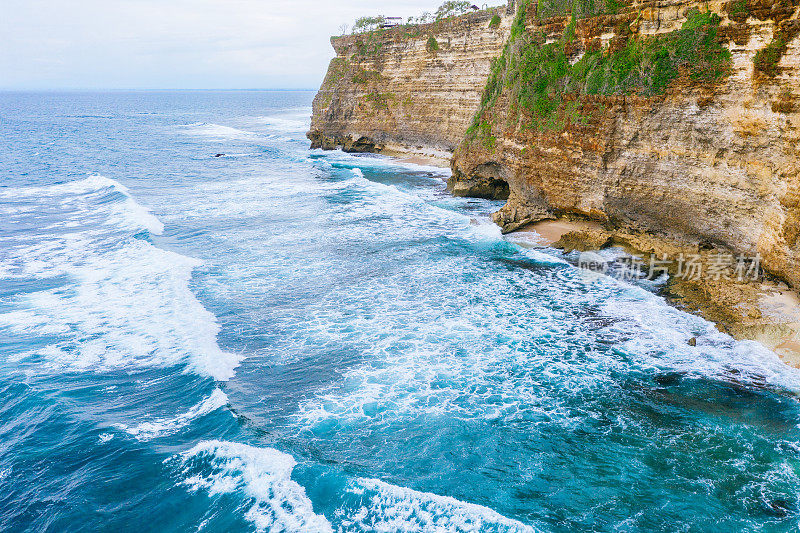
[309,1,800,293]
[308,6,514,158]
[450,0,800,288]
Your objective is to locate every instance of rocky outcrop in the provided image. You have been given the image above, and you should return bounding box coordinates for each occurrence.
[446,161,511,199]
[308,5,514,159]
[451,0,800,291]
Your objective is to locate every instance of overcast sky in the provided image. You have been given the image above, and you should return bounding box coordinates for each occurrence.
[1,0,446,90]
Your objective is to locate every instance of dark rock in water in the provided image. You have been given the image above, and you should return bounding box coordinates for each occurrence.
[654,372,684,387]
[765,498,793,517]
[688,337,697,347]
[214,153,225,158]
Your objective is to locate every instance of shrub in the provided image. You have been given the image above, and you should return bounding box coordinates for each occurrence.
[465,120,496,149]
[364,92,392,110]
[427,36,440,51]
[728,0,749,22]
[408,12,434,24]
[352,31,384,58]
[351,67,381,84]
[490,14,502,28]
[754,34,788,77]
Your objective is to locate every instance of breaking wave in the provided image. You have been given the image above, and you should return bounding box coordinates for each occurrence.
[176,440,333,533]
[0,176,241,380]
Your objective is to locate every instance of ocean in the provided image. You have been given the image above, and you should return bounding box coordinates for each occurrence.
[1,90,799,532]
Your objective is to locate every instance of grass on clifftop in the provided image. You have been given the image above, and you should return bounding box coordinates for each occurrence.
[468,2,732,138]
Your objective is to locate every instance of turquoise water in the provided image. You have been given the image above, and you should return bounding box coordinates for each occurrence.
[1,90,799,532]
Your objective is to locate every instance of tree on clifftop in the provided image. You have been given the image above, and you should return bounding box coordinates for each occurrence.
[353,16,385,33]
[435,1,474,20]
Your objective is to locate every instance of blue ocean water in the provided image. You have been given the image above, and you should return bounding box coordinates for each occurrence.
[1,90,800,532]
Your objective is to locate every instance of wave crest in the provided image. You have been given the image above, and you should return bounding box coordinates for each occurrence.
[177,440,333,533]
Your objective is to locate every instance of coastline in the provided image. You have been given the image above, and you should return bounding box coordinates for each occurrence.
[308,0,800,374]
[378,143,452,169]
[322,142,800,370]
[508,218,800,369]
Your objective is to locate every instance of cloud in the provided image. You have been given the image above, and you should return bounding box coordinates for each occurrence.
[0,0,450,89]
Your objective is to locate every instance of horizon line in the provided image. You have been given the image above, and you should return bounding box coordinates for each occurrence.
[0,88,319,93]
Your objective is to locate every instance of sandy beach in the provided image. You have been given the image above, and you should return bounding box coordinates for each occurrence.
[505,219,605,247]
[379,143,453,169]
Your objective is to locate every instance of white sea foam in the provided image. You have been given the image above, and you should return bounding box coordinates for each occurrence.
[293,257,800,443]
[177,440,332,533]
[115,388,229,441]
[0,175,128,197]
[0,175,163,235]
[343,478,537,532]
[178,122,258,140]
[0,310,72,335]
[0,176,240,380]
[178,165,327,219]
[550,245,800,390]
[600,286,800,391]
[118,195,164,235]
[10,240,241,379]
[331,175,466,232]
[258,115,309,135]
[465,218,505,244]
[309,149,451,178]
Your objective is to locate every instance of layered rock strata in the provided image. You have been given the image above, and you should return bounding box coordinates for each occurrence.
[308,6,514,159]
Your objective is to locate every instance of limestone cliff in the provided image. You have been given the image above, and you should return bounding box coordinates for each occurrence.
[309,0,800,360]
[450,0,800,290]
[308,5,514,159]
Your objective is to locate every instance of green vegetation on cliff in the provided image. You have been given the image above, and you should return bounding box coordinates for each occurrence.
[754,36,788,77]
[536,0,619,19]
[469,2,732,136]
[350,1,485,35]
[753,22,800,78]
[728,0,749,22]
